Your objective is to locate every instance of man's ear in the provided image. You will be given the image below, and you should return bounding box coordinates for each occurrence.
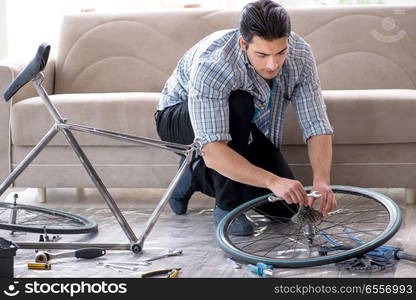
[239,37,247,50]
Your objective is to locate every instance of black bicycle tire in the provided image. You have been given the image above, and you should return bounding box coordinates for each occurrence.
[0,202,97,234]
[216,185,401,268]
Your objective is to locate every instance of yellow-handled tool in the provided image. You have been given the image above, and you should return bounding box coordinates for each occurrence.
[140,268,181,278]
[28,263,51,270]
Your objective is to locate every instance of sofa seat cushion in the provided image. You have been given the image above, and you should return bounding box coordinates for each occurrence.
[11,89,416,147]
[11,92,161,146]
[283,89,416,145]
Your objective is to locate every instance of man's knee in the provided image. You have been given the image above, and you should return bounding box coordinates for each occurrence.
[228,90,254,123]
[155,102,194,144]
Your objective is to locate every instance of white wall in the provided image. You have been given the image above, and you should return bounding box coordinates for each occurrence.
[4,0,415,60]
[4,0,242,60]
[0,0,7,59]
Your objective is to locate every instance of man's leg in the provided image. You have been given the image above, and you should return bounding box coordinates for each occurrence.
[243,124,299,219]
[189,90,255,235]
[193,90,255,210]
[155,102,200,214]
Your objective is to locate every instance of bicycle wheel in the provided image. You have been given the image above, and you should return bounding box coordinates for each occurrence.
[0,202,97,234]
[216,185,401,268]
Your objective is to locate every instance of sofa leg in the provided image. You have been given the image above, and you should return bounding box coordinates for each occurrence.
[405,188,416,205]
[38,187,47,203]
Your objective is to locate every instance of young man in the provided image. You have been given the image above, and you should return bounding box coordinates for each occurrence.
[155,0,336,235]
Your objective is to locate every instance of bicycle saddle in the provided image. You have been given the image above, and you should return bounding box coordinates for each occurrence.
[3,43,51,102]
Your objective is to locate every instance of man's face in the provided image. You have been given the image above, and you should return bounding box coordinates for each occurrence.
[240,35,289,81]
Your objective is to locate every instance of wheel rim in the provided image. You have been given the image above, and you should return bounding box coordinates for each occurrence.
[0,202,97,234]
[216,185,401,268]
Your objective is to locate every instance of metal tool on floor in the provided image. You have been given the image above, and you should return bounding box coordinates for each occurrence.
[227,257,242,269]
[97,260,151,266]
[140,268,182,278]
[105,265,122,273]
[28,263,51,270]
[167,268,181,278]
[35,247,106,263]
[248,262,273,278]
[96,249,183,269]
[143,249,183,263]
[97,262,139,271]
[38,226,61,242]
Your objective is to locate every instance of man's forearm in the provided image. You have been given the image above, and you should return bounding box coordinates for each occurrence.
[201,141,278,189]
[201,141,309,206]
[307,135,333,185]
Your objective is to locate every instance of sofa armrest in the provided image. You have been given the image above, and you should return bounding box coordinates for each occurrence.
[0,58,55,181]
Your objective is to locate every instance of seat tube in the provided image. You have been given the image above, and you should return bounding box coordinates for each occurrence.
[33,73,65,124]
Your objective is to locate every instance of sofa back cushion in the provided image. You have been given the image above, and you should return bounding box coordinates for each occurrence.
[55,6,416,94]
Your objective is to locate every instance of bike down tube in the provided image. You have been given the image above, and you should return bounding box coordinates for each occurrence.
[59,127,140,251]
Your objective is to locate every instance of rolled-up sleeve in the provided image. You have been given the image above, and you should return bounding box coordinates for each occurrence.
[188,59,235,147]
[291,46,334,143]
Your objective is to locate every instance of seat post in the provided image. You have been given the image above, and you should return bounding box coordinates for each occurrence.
[33,73,65,124]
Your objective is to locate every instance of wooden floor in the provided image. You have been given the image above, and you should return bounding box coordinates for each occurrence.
[1,187,416,278]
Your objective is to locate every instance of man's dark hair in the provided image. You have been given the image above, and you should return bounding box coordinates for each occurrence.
[240,0,291,45]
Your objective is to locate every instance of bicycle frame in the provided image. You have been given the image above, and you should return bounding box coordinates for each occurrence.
[0,72,203,253]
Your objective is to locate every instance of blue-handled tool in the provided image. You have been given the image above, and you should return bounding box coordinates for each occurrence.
[321,228,416,262]
[247,262,273,277]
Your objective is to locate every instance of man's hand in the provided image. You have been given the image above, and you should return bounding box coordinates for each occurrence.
[310,181,336,216]
[307,134,335,216]
[268,177,309,206]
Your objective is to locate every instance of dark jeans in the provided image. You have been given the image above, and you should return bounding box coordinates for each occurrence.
[156,90,297,216]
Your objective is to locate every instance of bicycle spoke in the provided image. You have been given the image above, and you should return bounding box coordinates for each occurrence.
[0,203,96,234]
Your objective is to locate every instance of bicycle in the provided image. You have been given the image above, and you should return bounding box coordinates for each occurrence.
[1,44,202,253]
[0,44,406,269]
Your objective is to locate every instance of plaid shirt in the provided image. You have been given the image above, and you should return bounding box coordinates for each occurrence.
[158,29,333,148]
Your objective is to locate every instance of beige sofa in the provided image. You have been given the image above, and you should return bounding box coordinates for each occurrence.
[1,6,416,203]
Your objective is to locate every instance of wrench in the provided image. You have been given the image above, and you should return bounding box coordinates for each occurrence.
[105,265,122,273]
[96,249,183,269]
[35,247,106,263]
[97,260,151,266]
[143,249,183,263]
[268,191,322,202]
[101,263,138,271]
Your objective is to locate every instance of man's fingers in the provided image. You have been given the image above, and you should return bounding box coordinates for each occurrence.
[321,191,336,216]
[293,188,307,207]
[285,194,295,205]
[319,191,328,216]
[307,196,314,207]
[329,192,337,212]
[279,192,293,204]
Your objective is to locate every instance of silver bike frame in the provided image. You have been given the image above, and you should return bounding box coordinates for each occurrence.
[0,73,202,253]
